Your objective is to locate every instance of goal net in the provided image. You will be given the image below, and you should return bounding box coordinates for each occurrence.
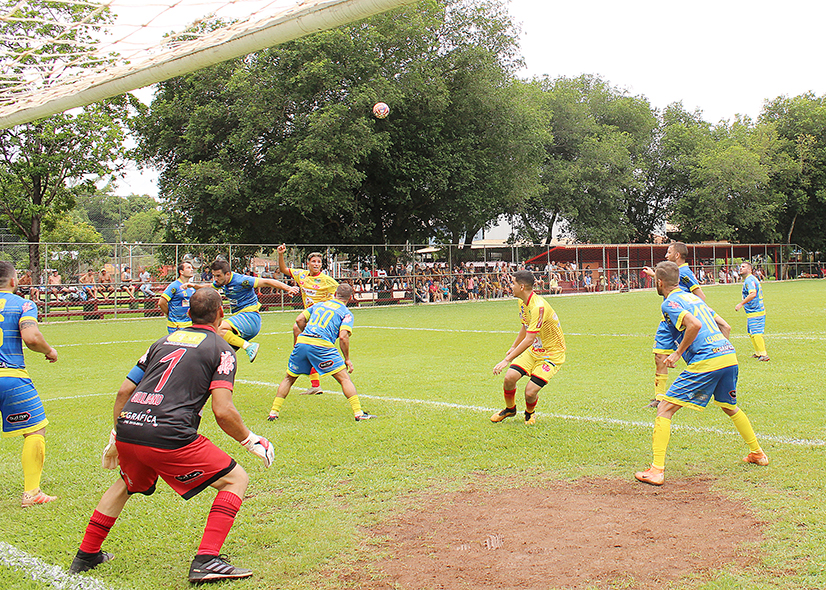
[0,0,415,129]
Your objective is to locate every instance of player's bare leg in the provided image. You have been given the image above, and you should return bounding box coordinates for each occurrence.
[268,374,298,420]
[218,321,259,362]
[649,353,669,408]
[332,369,374,421]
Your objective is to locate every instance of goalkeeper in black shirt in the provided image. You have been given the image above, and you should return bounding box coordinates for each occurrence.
[69,287,275,583]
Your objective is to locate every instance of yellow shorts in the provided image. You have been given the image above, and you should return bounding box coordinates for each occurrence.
[511,348,561,385]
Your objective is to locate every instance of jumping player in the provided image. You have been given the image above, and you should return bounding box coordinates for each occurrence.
[635,261,769,486]
[188,259,299,362]
[69,288,275,582]
[159,260,195,334]
[0,262,59,507]
[642,242,706,407]
[268,283,375,422]
[491,269,566,425]
[277,244,338,394]
[735,261,769,361]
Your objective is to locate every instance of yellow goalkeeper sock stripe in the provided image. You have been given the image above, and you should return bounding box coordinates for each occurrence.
[270,397,285,414]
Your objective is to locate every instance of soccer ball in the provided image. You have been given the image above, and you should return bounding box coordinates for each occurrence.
[372,102,390,119]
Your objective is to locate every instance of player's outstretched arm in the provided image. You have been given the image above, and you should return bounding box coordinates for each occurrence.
[20,320,57,362]
[259,277,299,296]
[212,387,274,467]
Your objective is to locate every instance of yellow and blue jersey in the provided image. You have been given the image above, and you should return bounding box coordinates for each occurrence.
[296,299,353,348]
[288,268,338,308]
[661,288,737,373]
[213,272,261,314]
[519,292,566,365]
[677,263,701,295]
[0,292,38,375]
[161,279,195,324]
[742,275,765,316]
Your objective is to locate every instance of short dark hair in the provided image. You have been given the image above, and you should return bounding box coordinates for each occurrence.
[0,261,15,285]
[671,241,689,261]
[655,261,680,286]
[189,287,222,324]
[210,259,230,273]
[177,261,191,275]
[514,270,535,289]
[335,283,353,301]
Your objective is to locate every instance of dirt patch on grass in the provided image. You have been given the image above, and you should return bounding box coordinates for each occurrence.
[348,476,763,590]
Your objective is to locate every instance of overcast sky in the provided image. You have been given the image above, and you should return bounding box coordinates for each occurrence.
[116,0,826,198]
[507,0,825,123]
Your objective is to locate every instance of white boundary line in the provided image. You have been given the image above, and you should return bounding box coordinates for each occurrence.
[236,379,826,448]
[0,541,113,590]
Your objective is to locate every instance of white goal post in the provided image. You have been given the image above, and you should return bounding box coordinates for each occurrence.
[0,0,416,129]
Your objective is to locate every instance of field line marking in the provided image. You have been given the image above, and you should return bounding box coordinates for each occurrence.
[0,541,113,590]
[237,379,825,447]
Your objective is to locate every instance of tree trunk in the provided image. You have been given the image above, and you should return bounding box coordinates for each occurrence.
[28,215,41,286]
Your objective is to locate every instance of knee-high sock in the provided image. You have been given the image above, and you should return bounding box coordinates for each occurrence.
[22,434,45,493]
[503,388,516,409]
[79,510,118,554]
[222,330,247,349]
[309,368,320,388]
[525,399,537,414]
[730,409,762,453]
[270,396,285,414]
[652,416,672,470]
[750,334,767,357]
[197,491,242,556]
[348,395,362,416]
[654,373,668,398]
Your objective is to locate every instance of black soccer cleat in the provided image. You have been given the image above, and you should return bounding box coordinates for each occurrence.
[355,411,376,421]
[69,550,114,574]
[188,554,252,583]
[490,407,517,423]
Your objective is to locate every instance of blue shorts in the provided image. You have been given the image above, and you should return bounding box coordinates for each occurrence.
[226,311,262,341]
[287,343,345,378]
[652,320,677,354]
[660,364,739,410]
[1,377,48,437]
[746,314,765,335]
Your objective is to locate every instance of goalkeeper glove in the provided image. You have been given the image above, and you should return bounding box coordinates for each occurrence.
[240,432,274,468]
[102,429,119,470]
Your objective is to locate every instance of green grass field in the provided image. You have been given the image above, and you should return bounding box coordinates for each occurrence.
[1,280,825,590]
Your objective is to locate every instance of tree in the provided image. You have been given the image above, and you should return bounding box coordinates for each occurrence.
[760,93,826,251]
[41,214,109,279]
[136,0,544,246]
[0,0,136,278]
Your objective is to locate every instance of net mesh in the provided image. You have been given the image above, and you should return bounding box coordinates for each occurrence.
[0,0,413,128]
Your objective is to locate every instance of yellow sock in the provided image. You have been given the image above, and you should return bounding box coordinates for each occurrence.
[752,334,767,357]
[654,373,668,398]
[348,395,362,416]
[222,330,247,350]
[730,409,761,453]
[652,416,671,470]
[270,397,285,414]
[22,434,46,493]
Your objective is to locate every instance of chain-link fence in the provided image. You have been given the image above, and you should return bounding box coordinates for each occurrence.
[1,241,821,322]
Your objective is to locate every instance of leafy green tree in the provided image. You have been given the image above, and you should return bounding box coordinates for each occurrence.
[0,0,135,278]
[136,0,543,246]
[41,215,109,278]
[760,93,826,250]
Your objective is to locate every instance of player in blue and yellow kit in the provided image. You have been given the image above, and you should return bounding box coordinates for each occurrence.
[642,242,707,407]
[159,260,195,334]
[268,283,375,421]
[491,270,566,425]
[735,261,769,361]
[189,259,298,363]
[277,244,339,394]
[635,261,769,486]
[0,261,60,507]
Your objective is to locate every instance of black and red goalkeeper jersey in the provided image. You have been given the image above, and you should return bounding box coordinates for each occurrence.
[117,325,237,449]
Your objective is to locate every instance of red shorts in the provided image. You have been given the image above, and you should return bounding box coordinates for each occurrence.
[116,435,236,500]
